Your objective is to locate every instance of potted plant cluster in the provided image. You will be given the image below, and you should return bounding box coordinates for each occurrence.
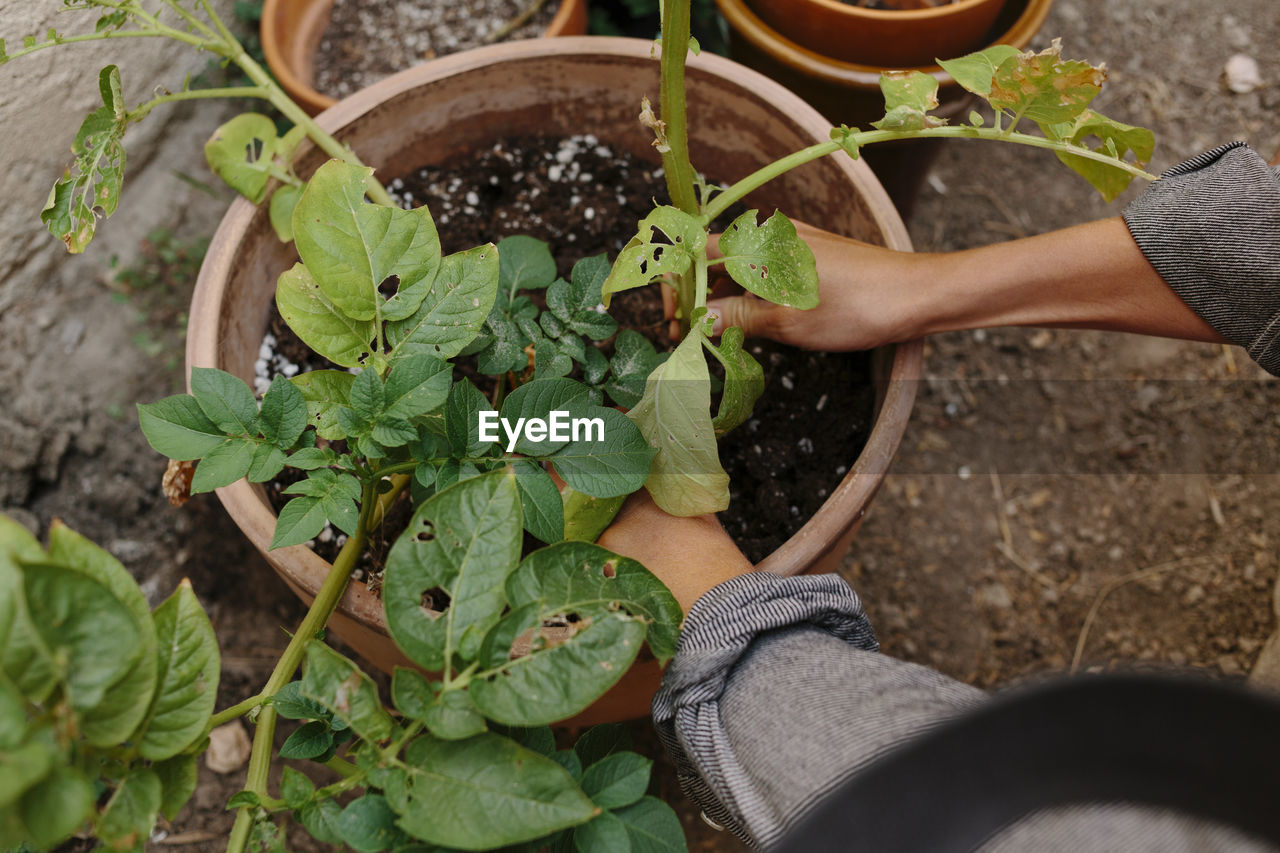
[1,0,1155,847]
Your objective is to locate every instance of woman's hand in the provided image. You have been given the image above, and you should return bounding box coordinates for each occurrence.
[705,221,926,351]
[597,489,755,615]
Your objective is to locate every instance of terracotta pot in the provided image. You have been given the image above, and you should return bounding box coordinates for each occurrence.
[260,0,589,115]
[716,0,1053,214]
[188,37,922,724]
[750,0,1009,69]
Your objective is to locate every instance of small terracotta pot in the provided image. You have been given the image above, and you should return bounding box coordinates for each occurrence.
[750,0,1009,69]
[189,37,921,724]
[260,0,589,116]
[716,0,1052,213]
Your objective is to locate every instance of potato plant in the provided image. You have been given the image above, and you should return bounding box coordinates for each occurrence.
[3,0,1158,849]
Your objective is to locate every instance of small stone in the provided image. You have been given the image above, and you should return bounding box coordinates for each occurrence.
[206,721,252,773]
[1183,584,1206,606]
[980,582,1013,610]
[1217,655,1243,676]
[1225,54,1263,94]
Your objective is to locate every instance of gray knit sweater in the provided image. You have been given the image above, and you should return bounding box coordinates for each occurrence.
[652,143,1280,851]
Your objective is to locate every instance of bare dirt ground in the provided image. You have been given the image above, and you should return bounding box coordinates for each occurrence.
[1,0,1277,849]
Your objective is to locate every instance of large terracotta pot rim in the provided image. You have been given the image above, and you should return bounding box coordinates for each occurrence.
[717,0,1053,86]
[190,35,921,636]
[260,0,587,115]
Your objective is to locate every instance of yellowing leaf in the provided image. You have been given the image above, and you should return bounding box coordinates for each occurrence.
[988,38,1105,126]
[871,70,946,131]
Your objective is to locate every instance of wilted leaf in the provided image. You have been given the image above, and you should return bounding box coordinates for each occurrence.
[871,70,946,131]
[702,326,764,436]
[203,113,280,204]
[987,39,1105,126]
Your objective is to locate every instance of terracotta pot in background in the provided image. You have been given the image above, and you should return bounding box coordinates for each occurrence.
[751,0,1008,69]
[188,37,921,724]
[716,0,1053,215]
[260,0,589,115]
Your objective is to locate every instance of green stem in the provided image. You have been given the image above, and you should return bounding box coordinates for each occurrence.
[158,0,219,39]
[128,85,268,122]
[225,483,376,853]
[693,250,709,311]
[208,692,267,729]
[0,27,215,63]
[701,127,1158,224]
[324,755,360,779]
[657,0,698,215]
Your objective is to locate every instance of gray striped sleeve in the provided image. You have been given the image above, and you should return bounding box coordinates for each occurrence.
[1122,142,1280,374]
[651,572,984,847]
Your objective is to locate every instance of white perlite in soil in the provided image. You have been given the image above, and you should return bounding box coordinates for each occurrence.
[314,0,558,99]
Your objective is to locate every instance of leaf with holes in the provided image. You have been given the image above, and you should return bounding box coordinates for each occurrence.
[398,732,597,849]
[602,207,706,306]
[469,541,680,725]
[383,470,522,671]
[987,39,1105,126]
[203,113,281,204]
[386,243,500,363]
[627,323,728,516]
[41,65,126,253]
[292,160,441,323]
[277,263,379,369]
[719,210,819,309]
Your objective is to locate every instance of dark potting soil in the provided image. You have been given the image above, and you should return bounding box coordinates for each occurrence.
[313,0,557,100]
[264,134,874,569]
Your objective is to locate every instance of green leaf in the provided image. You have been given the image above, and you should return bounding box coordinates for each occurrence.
[627,324,728,516]
[0,516,40,655]
[293,160,442,323]
[276,262,379,369]
[247,443,288,483]
[872,70,947,130]
[225,791,261,810]
[383,470,522,671]
[386,243,500,362]
[269,184,302,242]
[203,113,280,204]
[611,796,685,852]
[279,720,334,759]
[602,207,706,306]
[137,581,219,760]
[469,541,680,725]
[603,331,666,410]
[46,521,159,746]
[154,754,198,821]
[421,689,487,741]
[338,794,408,852]
[513,460,565,544]
[1045,108,1155,202]
[498,234,557,292]
[547,255,618,340]
[702,326,764,436]
[189,437,256,493]
[97,770,162,853]
[41,65,127,253]
[270,681,329,720]
[580,752,650,810]
[287,446,341,470]
[550,407,654,499]
[937,44,1021,97]
[562,488,626,543]
[582,345,610,387]
[292,369,355,440]
[573,724,632,768]
[390,667,435,720]
[398,733,597,849]
[534,336,575,380]
[0,738,53,811]
[299,798,344,845]
[503,725,557,757]
[280,766,314,809]
[987,39,1105,125]
[137,394,227,460]
[271,469,362,548]
[191,367,259,436]
[576,811,631,853]
[259,374,308,448]
[0,560,57,703]
[719,210,819,309]
[19,766,94,849]
[383,353,452,421]
[499,378,593,456]
[445,379,496,459]
[23,562,142,715]
[300,642,394,743]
